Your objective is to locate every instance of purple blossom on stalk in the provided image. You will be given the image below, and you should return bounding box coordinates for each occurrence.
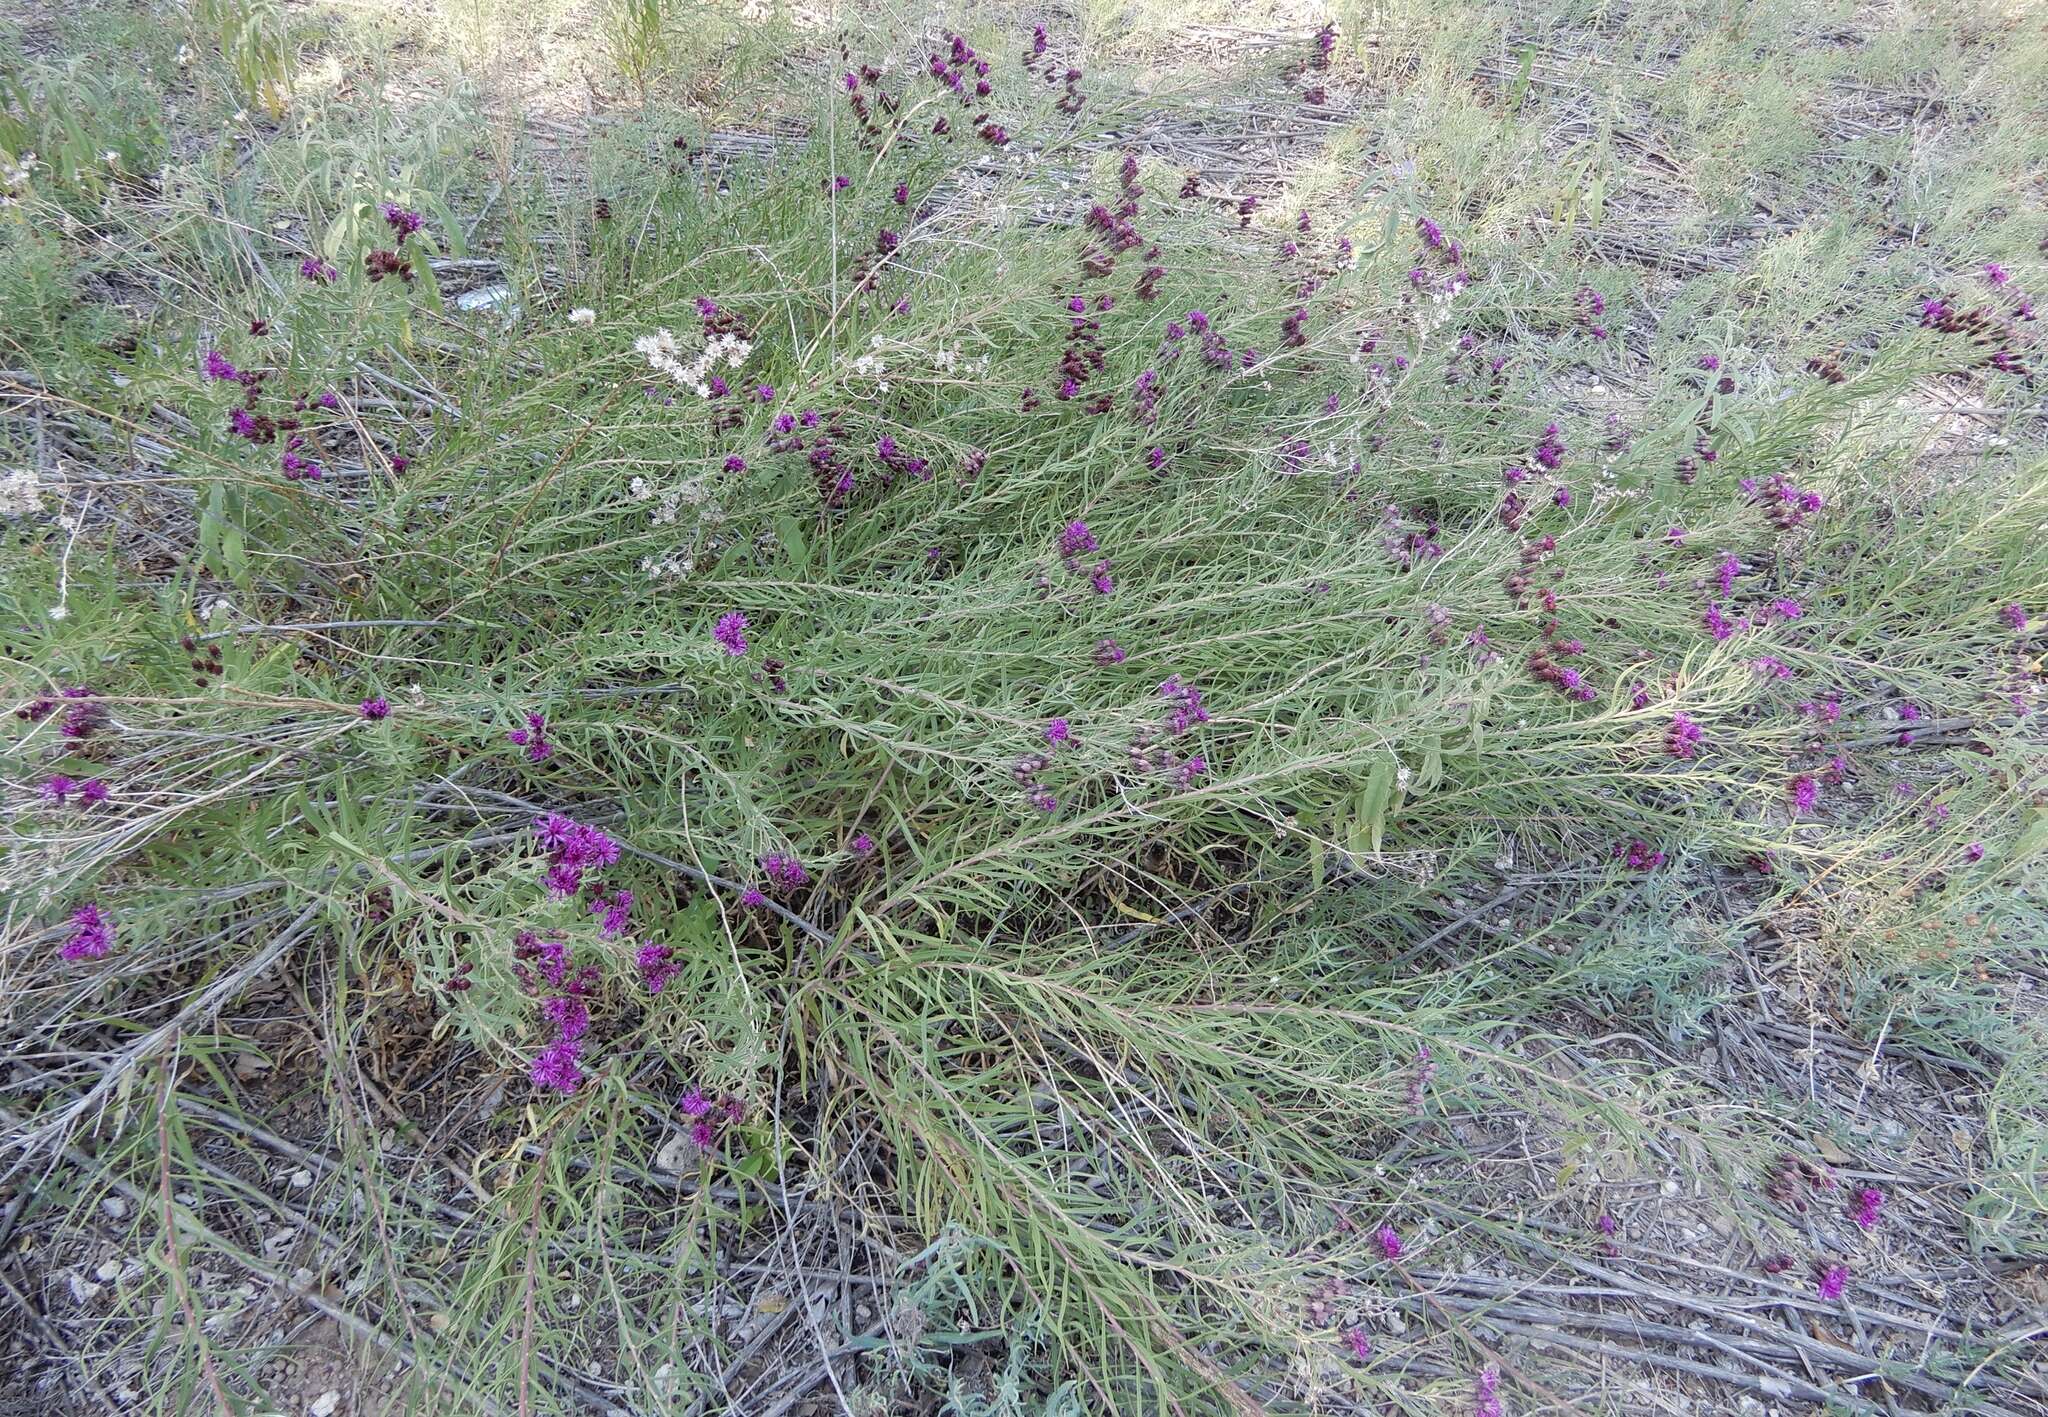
[62,903,113,961]
[1773,598,1804,619]
[1045,718,1072,746]
[532,814,620,897]
[2005,603,2029,631]
[530,1038,585,1094]
[79,778,109,805]
[508,711,553,762]
[1344,1327,1371,1362]
[1789,774,1820,814]
[759,852,809,889]
[689,1118,718,1149]
[1964,841,1985,861]
[1704,602,1734,641]
[714,611,751,656]
[203,350,239,381]
[1666,713,1703,760]
[1058,520,1097,558]
[739,887,767,907]
[40,774,77,804]
[590,889,634,937]
[1985,262,2010,286]
[1093,638,1127,665]
[1375,1224,1402,1260]
[680,1085,713,1117]
[1851,1187,1883,1230]
[1474,1364,1504,1417]
[299,257,337,283]
[1817,1264,1849,1300]
[359,696,390,719]
[851,832,875,856]
[380,203,424,238]
[1615,839,1666,871]
[636,942,679,994]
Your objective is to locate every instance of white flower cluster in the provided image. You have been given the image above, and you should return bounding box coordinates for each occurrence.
[0,466,43,518]
[628,474,709,527]
[640,549,695,580]
[634,327,751,397]
[933,347,991,377]
[1,151,37,207]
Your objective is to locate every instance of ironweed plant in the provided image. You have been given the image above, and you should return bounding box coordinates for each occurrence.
[2,4,2045,1413]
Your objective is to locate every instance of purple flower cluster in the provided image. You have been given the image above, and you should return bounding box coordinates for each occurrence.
[1473,1364,1504,1417]
[381,202,424,239]
[1850,1186,1883,1230]
[1053,518,1113,595]
[1665,713,1703,760]
[534,813,621,898]
[714,611,750,656]
[1788,774,1820,814]
[757,852,809,893]
[62,902,113,961]
[515,930,598,1094]
[1375,1224,1402,1260]
[680,1085,747,1151]
[1406,1046,1436,1111]
[636,941,679,994]
[1614,839,1666,871]
[509,711,554,762]
[41,774,110,806]
[19,685,105,739]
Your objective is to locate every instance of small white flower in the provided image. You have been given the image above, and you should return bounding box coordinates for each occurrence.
[567,307,596,326]
[46,604,68,621]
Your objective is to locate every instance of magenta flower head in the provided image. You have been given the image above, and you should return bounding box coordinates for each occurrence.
[1474,1364,1503,1417]
[79,778,110,805]
[739,887,767,907]
[714,611,751,656]
[680,1085,713,1117]
[1058,520,1097,558]
[1375,1224,1402,1260]
[851,831,875,855]
[689,1118,718,1149]
[380,202,424,239]
[358,696,390,719]
[530,1037,585,1094]
[1817,1264,1849,1300]
[1344,1326,1371,1362]
[1093,638,1127,666]
[40,774,77,804]
[1044,717,1072,746]
[2005,603,2030,631]
[759,852,809,889]
[203,350,239,381]
[1789,774,1819,814]
[299,256,337,283]
[508,711,553,762]
[1851,1187,1883,1230]
[62,902,113,961]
